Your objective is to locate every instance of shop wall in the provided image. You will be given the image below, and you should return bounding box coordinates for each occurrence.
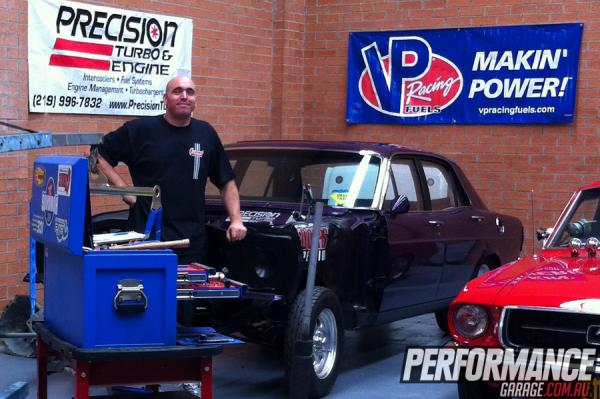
[0,0,281,310]
[302,0,600,255]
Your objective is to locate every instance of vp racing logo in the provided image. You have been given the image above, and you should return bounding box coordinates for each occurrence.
[359,37,462,117]
[41,177,59,226]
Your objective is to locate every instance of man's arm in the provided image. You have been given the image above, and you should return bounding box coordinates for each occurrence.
[97,155,136,207]
[219,180,247,242]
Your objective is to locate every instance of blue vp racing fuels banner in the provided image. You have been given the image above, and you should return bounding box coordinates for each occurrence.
[346,24,583,124]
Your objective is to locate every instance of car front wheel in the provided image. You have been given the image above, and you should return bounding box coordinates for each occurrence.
[285,287,344,398]
[434,307,450,334]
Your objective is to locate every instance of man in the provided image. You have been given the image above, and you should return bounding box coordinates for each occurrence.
[96,75,246,263]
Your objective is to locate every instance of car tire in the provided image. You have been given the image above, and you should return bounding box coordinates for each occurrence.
[284,287,344,398]
[434,308,450,334]
[0,295,37,358]
[457,379,501,399]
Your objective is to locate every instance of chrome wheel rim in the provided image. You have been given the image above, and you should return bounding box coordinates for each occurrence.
[312,308,338,379]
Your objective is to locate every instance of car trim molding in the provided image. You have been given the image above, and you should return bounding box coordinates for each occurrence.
[586,325,600,346]
[545,190,582,249]
[373,156,391,210]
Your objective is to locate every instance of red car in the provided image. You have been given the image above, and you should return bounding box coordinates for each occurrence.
[449,181,600,398]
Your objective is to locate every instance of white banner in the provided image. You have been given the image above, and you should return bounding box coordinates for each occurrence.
[28,0,193,116]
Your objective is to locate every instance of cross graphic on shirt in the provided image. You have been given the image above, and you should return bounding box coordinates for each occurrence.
[189,143,204,180]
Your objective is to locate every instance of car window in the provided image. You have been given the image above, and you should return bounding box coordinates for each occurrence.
[421,160,461,211]
[385,158,423,211]
[570,197,598,223]
[238,160,274,197]
[207,149,381,208]
[550,188,600,247]
[319,162,379,207]
[206,160,237,196]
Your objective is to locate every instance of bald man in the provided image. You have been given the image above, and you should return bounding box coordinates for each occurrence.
[96,76,246,264]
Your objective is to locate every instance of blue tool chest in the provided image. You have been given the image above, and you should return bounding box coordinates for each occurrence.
[30,156,177,348]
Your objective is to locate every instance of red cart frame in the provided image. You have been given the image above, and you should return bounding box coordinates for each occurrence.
[34,323,222,399]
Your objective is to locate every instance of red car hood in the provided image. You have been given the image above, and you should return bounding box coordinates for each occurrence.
[460,249,600,311]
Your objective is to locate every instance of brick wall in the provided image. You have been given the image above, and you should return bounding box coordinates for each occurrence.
[0,0,277,310]
[1,0,598,310]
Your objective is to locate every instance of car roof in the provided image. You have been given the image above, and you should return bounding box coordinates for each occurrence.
[224,140,486,210]
[224,140,444,159]
[580,181,600,191]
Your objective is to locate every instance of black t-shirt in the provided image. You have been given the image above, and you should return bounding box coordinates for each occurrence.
[97,115,235,263]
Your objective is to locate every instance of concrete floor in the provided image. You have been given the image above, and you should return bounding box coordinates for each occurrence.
[0,314,459,398]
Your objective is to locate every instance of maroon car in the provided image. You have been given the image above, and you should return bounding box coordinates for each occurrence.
[191,140,524,397]
[89,140,523,396]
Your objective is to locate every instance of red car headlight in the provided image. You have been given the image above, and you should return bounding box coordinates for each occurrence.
[452,304,489,339]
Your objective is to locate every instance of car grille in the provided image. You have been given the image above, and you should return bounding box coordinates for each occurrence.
[501,308,600,348]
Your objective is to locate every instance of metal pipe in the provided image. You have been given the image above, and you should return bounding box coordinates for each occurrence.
[0,132,103,153]
[289,200,324,399]
[90,184,160,198]
[303,201,323,334]
[108,239,190,250]
[0,332,37,338]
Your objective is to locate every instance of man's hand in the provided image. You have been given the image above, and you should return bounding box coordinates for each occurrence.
[226,221,247,242]
[220,180,246,242]
[123,195,136,208]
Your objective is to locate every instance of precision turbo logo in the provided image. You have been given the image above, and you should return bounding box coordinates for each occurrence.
[56,6,179,47]
[49,5,179,75]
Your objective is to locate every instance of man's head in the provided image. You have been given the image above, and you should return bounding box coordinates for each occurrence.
[163,75,196,126]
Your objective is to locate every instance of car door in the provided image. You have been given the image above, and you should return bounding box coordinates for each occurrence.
[417,158,479,300]
[380,156,443,311]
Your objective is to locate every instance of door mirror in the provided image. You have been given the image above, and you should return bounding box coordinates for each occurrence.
[536,227,553,242]
[391,194,410,215]
[303,184,315,205]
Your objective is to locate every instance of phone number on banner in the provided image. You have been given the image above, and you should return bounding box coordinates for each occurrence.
[32,94,103,109]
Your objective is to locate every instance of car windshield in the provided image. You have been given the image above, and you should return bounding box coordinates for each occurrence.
[206,149,382,208]
[548,187,600,248]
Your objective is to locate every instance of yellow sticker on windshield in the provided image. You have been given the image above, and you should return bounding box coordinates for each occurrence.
[330,189,348,205]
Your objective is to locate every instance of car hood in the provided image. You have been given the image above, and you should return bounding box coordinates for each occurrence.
[460,249,600,310]
[206,200,352,226]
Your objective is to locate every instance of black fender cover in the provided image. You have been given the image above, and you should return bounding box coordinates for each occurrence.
[207,223,303,301]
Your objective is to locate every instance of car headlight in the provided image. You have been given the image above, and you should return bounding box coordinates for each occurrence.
[453,304,489,339]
